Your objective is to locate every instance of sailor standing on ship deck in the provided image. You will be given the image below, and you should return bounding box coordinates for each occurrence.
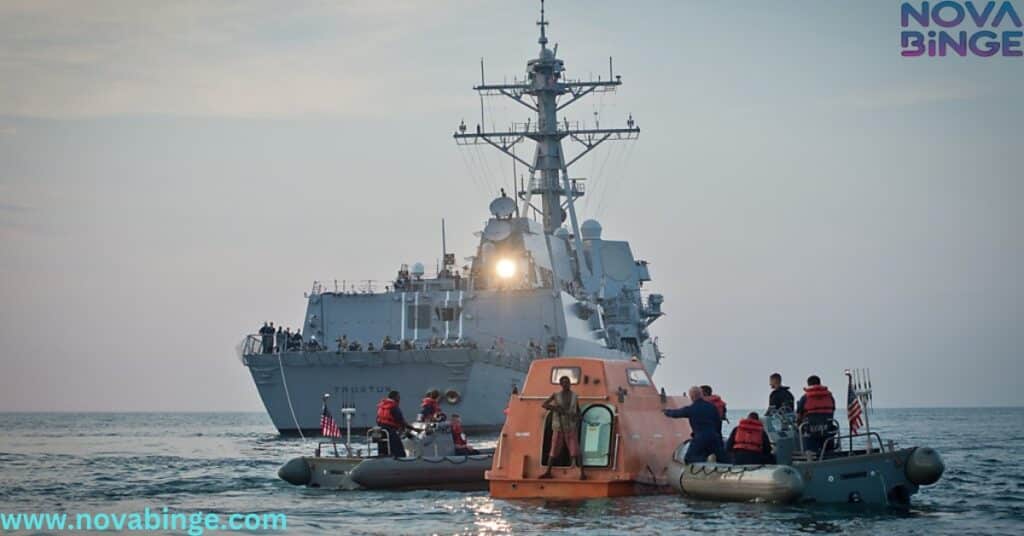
[259,322,272,354]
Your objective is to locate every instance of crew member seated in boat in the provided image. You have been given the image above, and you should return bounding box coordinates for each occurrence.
[797,375,838,456]
[450,413,478,455]
[701,385,727,438]
[767,372,795,414]
[663,386,726,464]
[419,390,443,423]
[376,391,411,458]
[540,376,584,480]
[726,412,774,465]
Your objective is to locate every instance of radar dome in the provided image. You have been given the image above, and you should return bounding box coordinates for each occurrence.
[553,227,570,240]
[489,195,516,219]
[581,219,603,240]
[411,262,425,278]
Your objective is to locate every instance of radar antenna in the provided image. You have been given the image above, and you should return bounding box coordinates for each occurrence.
[453,0,639,252]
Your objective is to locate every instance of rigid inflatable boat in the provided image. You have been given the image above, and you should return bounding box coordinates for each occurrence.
[278,422,492,491]
[667,407,944,506]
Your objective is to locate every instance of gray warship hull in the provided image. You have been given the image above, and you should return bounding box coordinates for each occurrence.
[245,348,523,434]
[246,344,658,434]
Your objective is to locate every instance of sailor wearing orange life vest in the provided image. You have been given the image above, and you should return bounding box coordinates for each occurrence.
[419,389,443,423]
[796,375,837,455]
[449,413,478,455]
[376,390,411,458]
[725,412,774,465]
[664,386,726,464]
[700,385,727,438]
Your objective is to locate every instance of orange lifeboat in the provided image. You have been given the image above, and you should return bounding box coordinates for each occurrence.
[487,357,691,499]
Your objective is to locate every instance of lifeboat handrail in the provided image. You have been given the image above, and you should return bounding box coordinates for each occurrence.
[611,433,621,471]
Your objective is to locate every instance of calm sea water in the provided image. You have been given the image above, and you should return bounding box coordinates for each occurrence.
[1,408,1022,535]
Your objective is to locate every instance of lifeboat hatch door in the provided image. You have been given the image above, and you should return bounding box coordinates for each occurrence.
[581,405,614,467]
[541,413,573,467]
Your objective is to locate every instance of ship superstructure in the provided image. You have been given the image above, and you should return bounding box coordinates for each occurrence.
[241,2,666,434]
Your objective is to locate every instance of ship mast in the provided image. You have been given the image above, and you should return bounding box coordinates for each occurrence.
[454,0,639,241]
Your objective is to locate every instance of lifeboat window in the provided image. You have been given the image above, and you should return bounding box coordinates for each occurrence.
[580,405,614,467]
[626,369,651,386]
[550,367,581,385]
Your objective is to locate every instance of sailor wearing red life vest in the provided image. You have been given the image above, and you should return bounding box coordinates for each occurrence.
[725,412,774,465]
[419,389,443,422]
[449,413,478,455]
[796,375,838,455]
[376,390,411,457]
[700,385,727,438]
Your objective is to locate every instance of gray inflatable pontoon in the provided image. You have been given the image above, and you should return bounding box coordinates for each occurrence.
[667,412,943,507]
[278,422,492,491]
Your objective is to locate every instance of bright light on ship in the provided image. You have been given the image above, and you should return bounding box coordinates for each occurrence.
[495,258,517,279]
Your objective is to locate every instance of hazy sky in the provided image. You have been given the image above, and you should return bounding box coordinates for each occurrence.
[1,1,1021,411]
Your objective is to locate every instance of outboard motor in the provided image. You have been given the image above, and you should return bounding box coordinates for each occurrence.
[763,410,798,464]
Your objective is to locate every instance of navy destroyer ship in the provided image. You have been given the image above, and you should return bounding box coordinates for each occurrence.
[240,2,665,435]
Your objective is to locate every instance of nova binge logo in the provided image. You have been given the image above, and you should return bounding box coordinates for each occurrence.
[901,1,1023,57]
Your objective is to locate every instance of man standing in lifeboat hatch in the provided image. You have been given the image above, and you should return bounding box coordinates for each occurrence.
[664,386,726,464]
[540,376,584,479]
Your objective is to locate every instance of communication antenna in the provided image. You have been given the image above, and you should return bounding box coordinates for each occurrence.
[453,0,639,297]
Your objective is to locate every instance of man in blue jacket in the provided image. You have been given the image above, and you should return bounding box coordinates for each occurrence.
[663,386,726,464]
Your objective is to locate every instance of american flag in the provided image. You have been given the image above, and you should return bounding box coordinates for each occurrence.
[320,404,341,438]
[847,374,863,435]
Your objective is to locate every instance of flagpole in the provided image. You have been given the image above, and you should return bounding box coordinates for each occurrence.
[845,370,854,454]
[323,394,339,457]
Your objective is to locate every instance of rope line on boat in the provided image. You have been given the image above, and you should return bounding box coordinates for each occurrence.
[277,352,305,441]
[686,463,767,476]
[391,454,491,465]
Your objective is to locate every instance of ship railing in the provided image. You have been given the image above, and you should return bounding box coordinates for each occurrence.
[795,419,888,460]
[241,334,263,357]
[821,431,888,459]
[314,440,374,458]
[311,276,468,296]
[795,419,841,460]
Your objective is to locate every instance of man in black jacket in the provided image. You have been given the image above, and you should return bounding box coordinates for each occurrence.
[768,373,795,414]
